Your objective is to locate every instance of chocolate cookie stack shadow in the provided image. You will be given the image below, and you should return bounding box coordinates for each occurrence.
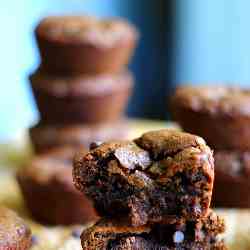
[17,15,139,226]
[73,129,227,249]
[171,85,250,208]
[30,15,139,153]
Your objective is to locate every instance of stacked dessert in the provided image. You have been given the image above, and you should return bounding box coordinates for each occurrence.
[17,15,138,226]
[29,15,139,153]
[73,129,227,249]
[171,86,250,208]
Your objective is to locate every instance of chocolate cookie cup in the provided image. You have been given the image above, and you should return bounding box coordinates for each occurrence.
[17,147,97,225]
[171,85,250,151]
[35,16,139,75]
[213,151,250,208]
[30,70,133,124]
[73,129,214,227]
[0,207,32,250]
[29,120,130,154]
[81,210,226,250]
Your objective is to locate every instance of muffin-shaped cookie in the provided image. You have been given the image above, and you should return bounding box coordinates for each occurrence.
[0,207,32,250]
[29,120,129,154]
[30,70,133,124]
[73,129,214,226]
[17,147,97,225]
[171,85,250,150]
[81,210,226,250]
[213,151,250,208]
[35,16,138,75]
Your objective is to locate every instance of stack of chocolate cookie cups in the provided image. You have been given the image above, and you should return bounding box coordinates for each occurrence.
[171,85,250,208]
[29,15,139,153]
[17,15,138,226]
[73,129,227,249]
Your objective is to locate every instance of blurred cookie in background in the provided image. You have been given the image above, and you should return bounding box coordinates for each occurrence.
[35,15,139,75]
[171,85,250,151]
[29,119,129,154]
[213,151,250,208]
[16,147,98,225]
[30,70,134,124]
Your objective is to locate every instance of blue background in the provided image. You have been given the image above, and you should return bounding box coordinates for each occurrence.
[1,0,250,140]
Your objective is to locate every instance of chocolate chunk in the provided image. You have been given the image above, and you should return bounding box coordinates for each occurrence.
[114,143,152,170]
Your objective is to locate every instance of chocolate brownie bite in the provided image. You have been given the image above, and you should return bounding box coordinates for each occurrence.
[17,147,97,225]
[73,129,214,226]
[81,210,226,250]
[0,207,32,250]
[35,15,138,75]
[171,85,250,150]
[30,70,133,124]
[213,151,250,208]
[30,120,129,154]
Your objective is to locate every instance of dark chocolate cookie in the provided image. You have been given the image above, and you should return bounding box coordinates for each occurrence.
[17,147,97,225]
[35,15,139,75]
[213,151,250,208]
[30,70,133,124]
[73,129,214,226]
[171,85,250,150]
[29,119,129,154]
[81,210,226,250]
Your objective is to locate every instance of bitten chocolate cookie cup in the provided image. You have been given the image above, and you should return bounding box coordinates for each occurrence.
[171,85,250,151]
[213,151,250,208]
[35,16,139,75]
[0,207,32,250]
[30,70,133,124]
[17,147,98,225]
[29,120,129,154]
[81,210,226,250]
[73,129,214,226]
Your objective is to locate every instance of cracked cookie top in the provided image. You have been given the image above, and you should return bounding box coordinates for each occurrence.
[73,129,214,192]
